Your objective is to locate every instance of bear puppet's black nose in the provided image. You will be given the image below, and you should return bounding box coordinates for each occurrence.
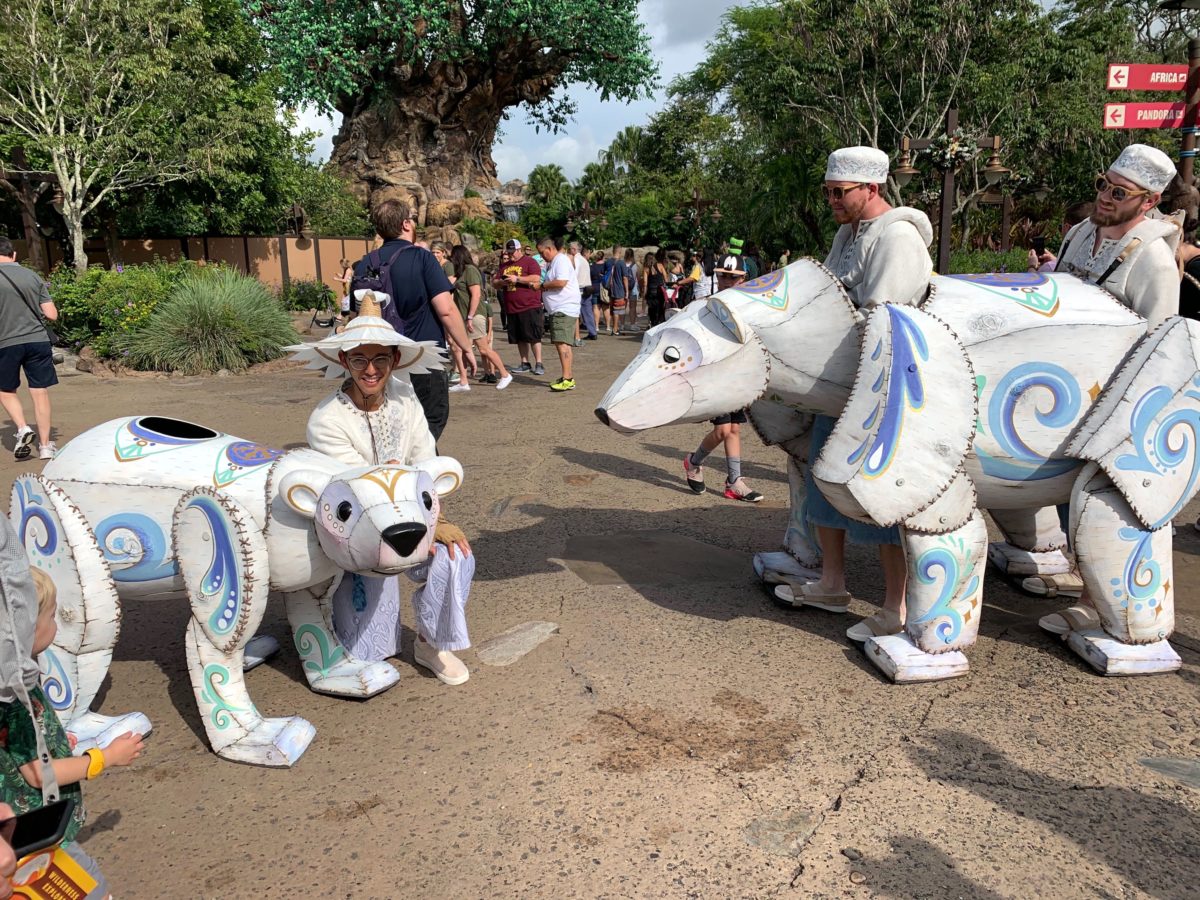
[594,407,610,426]
[381,522,427,557]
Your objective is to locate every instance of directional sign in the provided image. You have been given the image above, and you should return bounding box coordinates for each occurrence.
[1104,102,1186,129]
[1107,63,1189,91]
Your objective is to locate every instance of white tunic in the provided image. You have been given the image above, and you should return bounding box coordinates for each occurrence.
[1057,217,1180,327]
[307,376,437,467]
[824,207,934,308]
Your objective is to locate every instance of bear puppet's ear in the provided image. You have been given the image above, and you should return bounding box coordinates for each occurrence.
[705,297,750,344]
[412,455,463,497]
[279,469,334,519]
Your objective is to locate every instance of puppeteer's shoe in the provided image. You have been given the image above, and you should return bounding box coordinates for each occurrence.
[414,638,470,686]
[13,426,34,461]
[724,477,763,503]
[846,608,903,643]
[683,455,705,493]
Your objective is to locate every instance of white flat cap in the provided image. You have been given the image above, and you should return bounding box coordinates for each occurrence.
[1109,143,1175,193]
[825,146,890,184]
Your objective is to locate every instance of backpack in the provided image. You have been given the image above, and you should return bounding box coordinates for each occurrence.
[349,244,419,328]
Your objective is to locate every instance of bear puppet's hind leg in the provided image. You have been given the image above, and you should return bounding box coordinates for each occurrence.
[174,488,315,766]
[282,577,400,698]
[10,475,152,752]
[1066,465,1182,676]
[754,455,822,586]
[864,512,988,683]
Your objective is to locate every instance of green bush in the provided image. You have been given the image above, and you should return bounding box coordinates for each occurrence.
[121,269,299,374]
[278,278,335,312]
[48,259,210,355]
[458,217,528,251]
[947,249,1031,275]
[463,187,481,199]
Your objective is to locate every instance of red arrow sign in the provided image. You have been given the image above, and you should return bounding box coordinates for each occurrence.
[1107,63,1188,91]
[1104,102,1186,129]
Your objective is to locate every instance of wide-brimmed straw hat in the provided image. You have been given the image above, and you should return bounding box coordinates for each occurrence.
[286,293,447,379]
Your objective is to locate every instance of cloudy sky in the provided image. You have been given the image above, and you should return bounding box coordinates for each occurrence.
[296,0,740,183]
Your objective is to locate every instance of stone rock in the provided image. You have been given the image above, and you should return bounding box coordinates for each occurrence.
[461,232,481,254]
[216,369,232,377]
[76,346,97,373]
[1150,738,1169,750]
[425,200,459,227]
[743,810,816,857]
[841,848,862,861]
[476,621,559,667]
[1138,757,1200,789]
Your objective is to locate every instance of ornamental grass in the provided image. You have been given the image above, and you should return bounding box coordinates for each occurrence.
[122,269,299,374]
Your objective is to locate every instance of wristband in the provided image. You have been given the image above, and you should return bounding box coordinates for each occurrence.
[84,747,105,779]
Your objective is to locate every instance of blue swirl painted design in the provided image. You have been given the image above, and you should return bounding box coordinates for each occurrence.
[14,480,57,557]
[1116,526,1163,614]
[95,513,179,583]
[977,362,1083,482]
[225,441,283,468]
[1114,383,1200,530]
[910,541,980,645]
[184,495,242,637]
[39,648,73,712]
[847,306,927,478]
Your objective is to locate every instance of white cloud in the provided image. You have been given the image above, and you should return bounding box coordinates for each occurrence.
[290,104,339,163]
[493,144,533,184]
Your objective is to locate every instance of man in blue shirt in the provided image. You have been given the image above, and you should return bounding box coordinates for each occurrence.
[355,199,475,440]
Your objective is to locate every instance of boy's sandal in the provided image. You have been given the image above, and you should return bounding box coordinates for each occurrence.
[846,608,904,643]
[1037,604,1100,636]
[1020,571,1084,599]
[773,580,853,613]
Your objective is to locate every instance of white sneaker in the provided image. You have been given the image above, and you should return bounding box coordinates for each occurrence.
[38,442,56,461]
[496,374,513,390]
[413,639,469,685]
[448,383,471,393]
[13,426,35,461]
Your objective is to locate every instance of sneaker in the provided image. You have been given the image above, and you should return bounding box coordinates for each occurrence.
[533,363,545,376]
[413,638,469,686]
[482,373,498,384]
[573,339,583,347]
[513,362,532,373]
[496,374,513,390]
[683,455,705,493]
[584,334,598,341]
[13,426,34,461]
[38,442,56,461]
[449,372,461,384]
[550,378,576,392]
[448,383,471,393]
[724,477,764,503]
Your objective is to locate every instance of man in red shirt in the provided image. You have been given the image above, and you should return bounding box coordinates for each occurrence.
[492,239,545,376]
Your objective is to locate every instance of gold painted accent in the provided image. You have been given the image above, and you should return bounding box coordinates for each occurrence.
[1087,382,1102,403]
[1163,579,1171,595]
[360,466,412,501]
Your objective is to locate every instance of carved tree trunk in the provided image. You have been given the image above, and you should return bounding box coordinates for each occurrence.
[331,57,560,220]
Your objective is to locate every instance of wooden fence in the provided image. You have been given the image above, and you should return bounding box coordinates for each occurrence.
[12,234,384,296]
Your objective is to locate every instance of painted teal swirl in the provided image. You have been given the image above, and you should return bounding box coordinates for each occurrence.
[39,648,73,711]
[200,663,246,730]
[15,480,56,556]
[294,623,345,677]
[847,306,927,478]
[96,513,178,582]
[1118,526,1162,612]
[185,495,241,636]
[1114,384,1200,530]
[911,545,978,645]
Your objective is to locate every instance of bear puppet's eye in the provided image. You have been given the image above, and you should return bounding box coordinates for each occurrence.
[336,501,353,522]
[663,346,681,364]
[422,491,433,511]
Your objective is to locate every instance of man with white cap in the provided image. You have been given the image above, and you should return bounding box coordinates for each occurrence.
[1049,143,1180,327]
[774,146,934,644]
[1033,143,1180,634]
[293,294,475,685]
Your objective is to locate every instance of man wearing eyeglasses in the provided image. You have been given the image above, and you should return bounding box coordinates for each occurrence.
[774,146,933,645]
[1051,143,1180,327]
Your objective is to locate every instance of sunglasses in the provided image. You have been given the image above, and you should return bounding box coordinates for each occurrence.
[822,183,869,201]
[346,353,395,372]
[1094,174,1151,203]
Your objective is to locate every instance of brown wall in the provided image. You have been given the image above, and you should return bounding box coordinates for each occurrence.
[14,235,380,294]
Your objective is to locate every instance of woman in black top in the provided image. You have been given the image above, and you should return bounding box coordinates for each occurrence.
[643,251,668,327]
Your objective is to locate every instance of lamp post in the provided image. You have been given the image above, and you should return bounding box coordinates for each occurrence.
[1156,1,1200,184]
[893,108,1010,273]
[566,199,607,246]
[672,187,721,251]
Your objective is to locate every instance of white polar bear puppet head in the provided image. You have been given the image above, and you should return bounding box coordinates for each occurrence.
[279,457,462,575]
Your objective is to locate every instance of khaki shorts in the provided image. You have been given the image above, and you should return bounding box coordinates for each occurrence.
[468,314,488,340]
[548,312,577,344]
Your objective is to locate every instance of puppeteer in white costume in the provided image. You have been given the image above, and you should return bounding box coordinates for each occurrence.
[293,293,475,685]
[598,144,1197,683]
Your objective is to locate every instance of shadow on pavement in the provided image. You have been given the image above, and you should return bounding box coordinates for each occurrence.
[908,730,1200,900]
[861,835,1009,900]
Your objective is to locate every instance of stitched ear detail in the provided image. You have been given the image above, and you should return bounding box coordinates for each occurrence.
[412,456,464,497]
[278,469,333,519]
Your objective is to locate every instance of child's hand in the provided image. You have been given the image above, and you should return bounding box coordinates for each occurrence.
[67,733,77,750]
[103,732,144,767]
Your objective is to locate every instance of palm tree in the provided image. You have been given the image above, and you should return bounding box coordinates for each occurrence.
[602,126,646,180]
[527,163,570,205]
[576,160,618,208]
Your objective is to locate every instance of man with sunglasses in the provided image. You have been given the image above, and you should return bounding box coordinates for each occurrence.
[1052,143,1180,327]
[774,146,933,645]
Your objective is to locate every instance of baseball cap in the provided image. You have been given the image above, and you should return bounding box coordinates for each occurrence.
[715,254,746,275]
[505,239,522,251]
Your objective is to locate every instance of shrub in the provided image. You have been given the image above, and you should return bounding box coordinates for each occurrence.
[458,217,528,250]
[947,249,1030,275]
[463,187,481,199]
[278,278,335,312]
[122,269,299,374]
